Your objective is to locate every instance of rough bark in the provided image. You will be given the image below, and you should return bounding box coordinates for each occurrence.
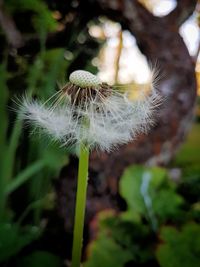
[89,0,197,172]
[165,0,198,27]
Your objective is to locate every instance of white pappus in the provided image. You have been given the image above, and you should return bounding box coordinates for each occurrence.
[19,70,161,152]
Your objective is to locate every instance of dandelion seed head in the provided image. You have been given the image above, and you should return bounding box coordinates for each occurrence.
[18,69,162,152]
[69,70,101,88]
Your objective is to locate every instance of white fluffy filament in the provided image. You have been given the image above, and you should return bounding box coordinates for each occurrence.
[19,71,161,152]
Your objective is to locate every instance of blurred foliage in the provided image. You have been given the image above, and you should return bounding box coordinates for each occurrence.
[85,212,156,267]
[174,124,200,167]
[84,232,133,267]
[156,223,200,267]
[120,166,183,228]
[17,251,62,267]
[0,0,102,265]
[0,0,200,266]
[85,162,200,267]
[0,223,40,262]
[5,0,57,42]
[0,0,101,212]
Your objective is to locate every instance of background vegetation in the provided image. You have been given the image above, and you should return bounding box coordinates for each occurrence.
[0,0,199,266]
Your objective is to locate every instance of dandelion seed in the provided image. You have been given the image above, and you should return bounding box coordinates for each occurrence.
[17,69,162,267]
[19,69,161,151]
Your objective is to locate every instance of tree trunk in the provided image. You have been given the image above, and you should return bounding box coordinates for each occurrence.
[89,0,197,177]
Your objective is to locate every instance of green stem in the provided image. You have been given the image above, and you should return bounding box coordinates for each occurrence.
[71,143,89,267]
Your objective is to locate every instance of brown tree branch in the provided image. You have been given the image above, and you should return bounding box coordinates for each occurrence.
[5,0,197,56]
[94,0,156,33]
[165,0,197,27]
[88,0,197,170]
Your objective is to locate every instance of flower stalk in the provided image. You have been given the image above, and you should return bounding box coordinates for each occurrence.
[71,143,89,267]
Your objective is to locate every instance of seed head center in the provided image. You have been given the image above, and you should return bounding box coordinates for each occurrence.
[69,70,101,88]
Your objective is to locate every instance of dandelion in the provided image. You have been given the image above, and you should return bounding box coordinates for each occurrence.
[18,69,161,267]
[20,70,160,152]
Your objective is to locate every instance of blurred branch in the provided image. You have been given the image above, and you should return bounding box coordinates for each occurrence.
[87,0,197,170]
[3,0,197,56]
[114,30,123,84]
[0,0,23,48]
[94,0,156,33]
[15,0,157,57]
[194,41,200,63]
[165,0,197,27]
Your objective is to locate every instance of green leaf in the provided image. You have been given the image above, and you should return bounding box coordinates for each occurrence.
[18,251,62,267]
[119,165,166,219]
[0,63,9,218]
[85,210,155,266]
[2,119,23,183]
[84,233,132,267]
[120,165,147,216]
[0,64,8,159]
[156,223,200,267]
[152,189,183,222]
[119,165,183,227]
[5,159,47,195]
[5,0,57,33]
[27,49,67,97]
[0,223,40,262]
